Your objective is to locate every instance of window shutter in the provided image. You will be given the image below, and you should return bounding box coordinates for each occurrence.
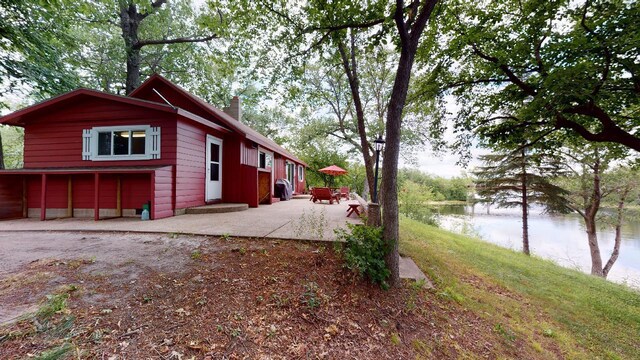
[82,129,92,160]
[150,127,161,159]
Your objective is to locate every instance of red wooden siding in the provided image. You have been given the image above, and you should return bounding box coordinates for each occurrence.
[72,175,96,208]
[153,166,174,219]
[219,135,259,207]
[272,155,306,194]
[121,174,152,210]
[241,140,258,166]
[22,96,177,168]
[0,175,23,219]
[175,119,206,209]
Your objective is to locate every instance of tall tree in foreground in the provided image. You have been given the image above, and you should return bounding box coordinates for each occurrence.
[380,0,439,285]
[474,149,568,255]
[206,0,441,286]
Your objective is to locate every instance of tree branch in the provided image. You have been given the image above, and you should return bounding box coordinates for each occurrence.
[136,34,218,49]
[470,43,538,96]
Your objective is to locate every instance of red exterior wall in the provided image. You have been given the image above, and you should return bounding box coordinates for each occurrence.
[273,155,306,194]
[175,119,207,209]
[153,166,174,219]
[22,96,176,168]
[0,175,23,219]
[221,138,257,207]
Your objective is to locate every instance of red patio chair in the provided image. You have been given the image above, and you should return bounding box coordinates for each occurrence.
[340,186,349,200]
[311,187,340,204]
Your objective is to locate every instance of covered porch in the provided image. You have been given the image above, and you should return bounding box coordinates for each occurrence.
[0,166,173,221]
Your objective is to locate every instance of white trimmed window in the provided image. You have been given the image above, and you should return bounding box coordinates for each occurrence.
[258,150,273,169]
[297,165,304,182]
[83,125,160,161]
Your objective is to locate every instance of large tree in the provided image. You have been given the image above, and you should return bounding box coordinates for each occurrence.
[556,143,638,278]
[206,0,441,286]
[423,0,640,153]
[116,0,219,93]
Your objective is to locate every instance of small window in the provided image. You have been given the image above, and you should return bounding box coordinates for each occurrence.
[259,150,273,169]
[259,151,266,169]
[298,165,304,182]
[85,125,160,161]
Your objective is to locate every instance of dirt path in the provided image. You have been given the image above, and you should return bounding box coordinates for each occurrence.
[0,232,563,359]
[0,231,205,278]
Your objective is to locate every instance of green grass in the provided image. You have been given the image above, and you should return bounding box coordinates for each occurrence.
[33,343,72,360]
[400,217,640,359]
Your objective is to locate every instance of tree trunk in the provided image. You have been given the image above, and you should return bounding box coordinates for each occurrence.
[381,0,439,287]
[586,158,604,276]
[602,193,627,277]
[337,37,376,195]
[382,46,416,287]
[119,3,142,94]
[586,218,604,276]
[521,149,530,255]
[0,131,5,170]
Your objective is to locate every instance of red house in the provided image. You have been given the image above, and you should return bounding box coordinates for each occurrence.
[0,74,307,221]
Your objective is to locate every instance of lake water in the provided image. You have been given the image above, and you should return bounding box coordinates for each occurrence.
[433,204,640,288]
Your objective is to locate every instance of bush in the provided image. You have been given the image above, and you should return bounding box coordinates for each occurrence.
[335,224,390,289]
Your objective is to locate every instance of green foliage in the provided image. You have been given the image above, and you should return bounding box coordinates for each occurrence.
[297,139,350,188]
[335,223,389,289]
[398,180,439,226]
[32,343,72,360]
[0,0,81,106]
[398,168,472,202]
[423,0,640,154]
[293,207,328,240]
[300,281,322,311]
[474,149,570,213]
[0,125,23,169]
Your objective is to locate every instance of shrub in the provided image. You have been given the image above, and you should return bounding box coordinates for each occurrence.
[335,224,390,289]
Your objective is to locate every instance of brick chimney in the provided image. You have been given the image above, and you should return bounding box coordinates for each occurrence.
[223,96,242,121]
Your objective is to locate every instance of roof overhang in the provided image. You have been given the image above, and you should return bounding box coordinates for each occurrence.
[0,89,177,127]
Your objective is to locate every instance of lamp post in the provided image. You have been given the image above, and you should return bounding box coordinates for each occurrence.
[372,135,385,203]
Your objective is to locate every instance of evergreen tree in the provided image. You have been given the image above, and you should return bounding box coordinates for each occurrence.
[474,148,569,255]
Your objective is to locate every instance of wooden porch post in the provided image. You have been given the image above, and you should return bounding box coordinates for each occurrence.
[116,175,122,217]
[67,176,73,218]
[22,177,27,218]
[94,173,100,221]
[40,174,47,221]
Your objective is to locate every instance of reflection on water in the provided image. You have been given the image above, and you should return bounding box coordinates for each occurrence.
[432,204,640,288]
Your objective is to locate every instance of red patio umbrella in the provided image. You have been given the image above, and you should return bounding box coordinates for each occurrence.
[318,165,348,176]
[318,165,348,187]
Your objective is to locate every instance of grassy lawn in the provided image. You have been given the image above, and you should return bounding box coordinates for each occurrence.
[400,217,640,359]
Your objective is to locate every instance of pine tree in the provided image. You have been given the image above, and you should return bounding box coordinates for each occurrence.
[474,148,569,255]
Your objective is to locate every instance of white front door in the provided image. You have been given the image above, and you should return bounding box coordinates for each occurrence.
[206,135,222,201]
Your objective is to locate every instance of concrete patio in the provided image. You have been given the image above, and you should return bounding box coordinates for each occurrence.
[0,196,361,241]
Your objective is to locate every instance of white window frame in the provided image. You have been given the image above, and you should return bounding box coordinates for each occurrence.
[297,164,304,182]
[88,125,157,161]
[258,148,273,170]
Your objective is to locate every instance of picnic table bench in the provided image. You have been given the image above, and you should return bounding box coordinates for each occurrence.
[346,194,369,218]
